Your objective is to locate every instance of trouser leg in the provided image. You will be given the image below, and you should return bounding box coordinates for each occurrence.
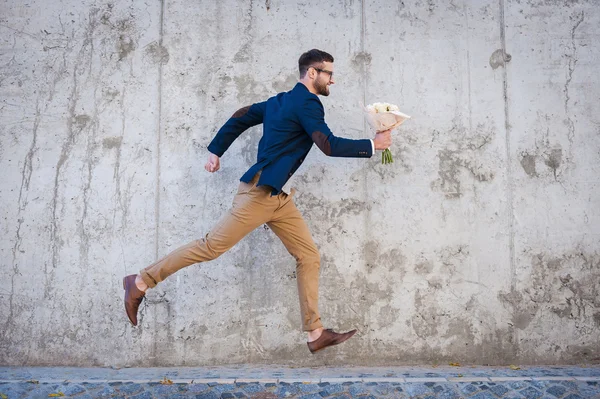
[141,178,275,288]
[267,194,323,332]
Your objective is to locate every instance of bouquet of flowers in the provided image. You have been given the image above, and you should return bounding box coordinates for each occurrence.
[365,102,411,164]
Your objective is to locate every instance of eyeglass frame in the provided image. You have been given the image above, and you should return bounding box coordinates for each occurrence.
[310,66,334,79]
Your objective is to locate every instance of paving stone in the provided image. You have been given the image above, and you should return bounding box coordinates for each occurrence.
[195,392,219,399]
[520,386,544,399]
[130,391,153,399]
[348,383,369,396]
[529,380,551,390]
[60,383,86,396]
[443,389,463,399]
[373,382,393,395]
[458,382,480,395]
[221,393,236,399]
[558,380,579,391]
[298,394,323,399]
[0,384,33,399]
[117,382,144,395]
[562,395,583,399]
[321,383,344,395]
[274,383,301,397]
[296,383,320,394]
[94,385,117,398]
[507,381,532,390]
[184,383,209,393]
[404,383,431,396]
[545,384,567,398]
[579,382,600,397]
[471,391,498,399]
[81,382,105,389]
[241,383,264,394]
[154,383,184,395]
[432,384,444,393]
[211,384,237,395]
[27,383,63,398]
[489,384,510,397]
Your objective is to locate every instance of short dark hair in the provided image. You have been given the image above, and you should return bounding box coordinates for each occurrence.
[298,49,334,78]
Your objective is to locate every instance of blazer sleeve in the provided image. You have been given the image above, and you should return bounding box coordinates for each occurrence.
[298,96,373,158]
[207,102,267,157]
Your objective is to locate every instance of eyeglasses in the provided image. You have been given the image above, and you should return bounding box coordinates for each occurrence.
[311,66,334,79]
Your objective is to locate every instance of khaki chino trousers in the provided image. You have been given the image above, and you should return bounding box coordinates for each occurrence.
[140,173,323,331]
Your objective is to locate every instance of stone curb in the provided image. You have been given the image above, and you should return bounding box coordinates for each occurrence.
[575,377,600,381]
[490,377,533,381]
[404,377,447,383]
[1,376,596,384]
[447,377,491,382]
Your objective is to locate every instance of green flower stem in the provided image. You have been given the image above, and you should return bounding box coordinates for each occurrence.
[381,148,393,165]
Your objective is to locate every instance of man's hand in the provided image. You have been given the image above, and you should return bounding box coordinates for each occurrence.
[374,129,392,150]
[204,153,220,173]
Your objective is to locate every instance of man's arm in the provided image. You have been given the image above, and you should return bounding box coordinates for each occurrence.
[207,102,267,157]
[298,96,373,158]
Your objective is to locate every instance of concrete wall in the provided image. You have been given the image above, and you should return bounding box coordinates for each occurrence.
[1,0,598,367]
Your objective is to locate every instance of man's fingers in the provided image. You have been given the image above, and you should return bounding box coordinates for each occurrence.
[205,162,216,173]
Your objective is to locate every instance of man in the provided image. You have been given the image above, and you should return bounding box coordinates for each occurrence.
[123,49,392,353]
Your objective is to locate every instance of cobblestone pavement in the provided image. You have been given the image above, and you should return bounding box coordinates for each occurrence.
[0,365,599,398]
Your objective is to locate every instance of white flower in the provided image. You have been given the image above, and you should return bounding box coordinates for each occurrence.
[368,102,400,113]
[364,102,411,132]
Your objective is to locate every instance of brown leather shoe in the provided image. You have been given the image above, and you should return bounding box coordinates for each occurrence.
[123,274,145,326]
[307,328,357,354]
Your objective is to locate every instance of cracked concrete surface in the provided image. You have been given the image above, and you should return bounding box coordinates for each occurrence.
[0,0,599,367]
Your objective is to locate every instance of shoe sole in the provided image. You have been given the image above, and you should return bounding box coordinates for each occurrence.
[123,277,137,326]
[309,330,357,354]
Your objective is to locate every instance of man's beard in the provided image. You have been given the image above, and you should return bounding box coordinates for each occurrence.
[314,78,330,96]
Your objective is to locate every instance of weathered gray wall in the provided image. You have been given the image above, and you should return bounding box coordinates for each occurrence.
[1,0,599,367]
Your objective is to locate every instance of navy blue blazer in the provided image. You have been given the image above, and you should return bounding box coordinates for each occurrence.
[207,82,373,194]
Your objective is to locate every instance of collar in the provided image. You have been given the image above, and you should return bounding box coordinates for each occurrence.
[294,82,310,92]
